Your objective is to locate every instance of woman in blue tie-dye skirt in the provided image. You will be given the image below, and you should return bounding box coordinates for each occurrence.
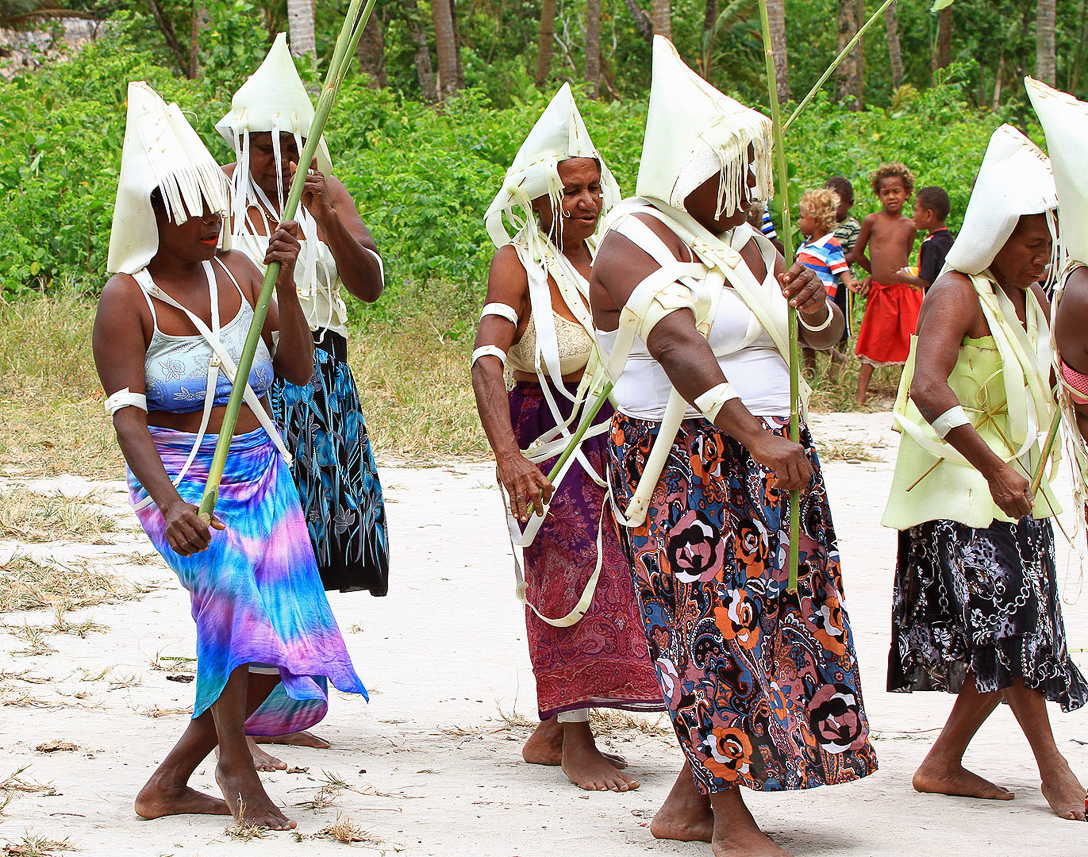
[93,83,365,831]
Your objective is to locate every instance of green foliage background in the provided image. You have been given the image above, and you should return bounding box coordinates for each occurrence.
[0,18,1043,329]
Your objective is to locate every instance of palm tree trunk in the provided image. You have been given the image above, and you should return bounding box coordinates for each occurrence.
[356,10,387,87]
[433,0,460,99]
[585,0,602,98]
[189,3,208,78]
[450,0,465,88]
[767,0,788,103]
[404,0,437,102]
[652,0,671,40]
[1036,0,1056,85]
[885,0,903,90]
[536,0,558,86]
[835,0,864,109]
[933,6,952,81]
[701,0,718,77]
[286,0,316,60]
[991,52,1005,110]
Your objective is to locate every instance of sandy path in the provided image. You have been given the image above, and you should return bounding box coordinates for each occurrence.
[0,412,1085,856]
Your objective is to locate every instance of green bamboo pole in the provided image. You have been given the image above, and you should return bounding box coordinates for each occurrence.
[1030,406,1062,497]
[756,0,801,593]
[546,382,614,485]
[199,0,378,521]
[782,0,894,134]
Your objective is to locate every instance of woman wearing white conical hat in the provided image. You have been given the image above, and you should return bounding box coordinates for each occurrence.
[883,115,1087,821]
[591,38,875,853]
[471,83,664,791]
[217,33,389,606]
[93,81,367,830]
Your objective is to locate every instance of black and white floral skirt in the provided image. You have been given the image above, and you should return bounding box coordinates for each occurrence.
[270,330,390,596]
[889,517,1088,712]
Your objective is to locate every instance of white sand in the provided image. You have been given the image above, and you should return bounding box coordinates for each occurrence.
[1,412,1086,856]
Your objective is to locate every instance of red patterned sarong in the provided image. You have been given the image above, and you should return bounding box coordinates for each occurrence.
[855,281,923,366]
[509,380,664,719]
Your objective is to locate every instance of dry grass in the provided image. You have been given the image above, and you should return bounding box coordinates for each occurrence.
[816,438,884,462]
[0,487,117,544]
[0,834,77,856]
[34,741,77,753]
[149,652,197,674]
[6,624,57,657]
[314,812,373,845]
[295,770,356,810]
[0,767,58,797]
[135,704,189,718]
[589,709,673,738]
[0,555,135,613]
[351,306,487,463]
[0,289,119,480]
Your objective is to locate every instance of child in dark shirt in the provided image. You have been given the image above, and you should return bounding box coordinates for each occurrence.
[896,186,954,291]
[825,176,860,340]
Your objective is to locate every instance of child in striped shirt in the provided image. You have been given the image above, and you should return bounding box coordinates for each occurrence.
[797,188,857,373]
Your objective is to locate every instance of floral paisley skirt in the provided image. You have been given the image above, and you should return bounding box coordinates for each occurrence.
[889,517,1088,712]
[270,330,390,596]
[608,412,877,794]
[509,381,664,719]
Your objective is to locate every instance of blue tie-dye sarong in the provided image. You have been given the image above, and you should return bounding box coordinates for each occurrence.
[128,426,367,735]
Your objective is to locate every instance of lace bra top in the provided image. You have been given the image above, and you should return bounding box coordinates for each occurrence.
[506,311,594,375]
[139,259,274,414]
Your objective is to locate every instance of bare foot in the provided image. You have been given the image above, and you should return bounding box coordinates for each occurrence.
[135,775,230,819]
[650,770,713,842]
[522,717,563,765]
[712,828,792,857]
[561,722,640,791]
[1040,760,1087,821]
[521,717,627,768]
[215,761,295,830]
[253,730,330,749]
[710,786,792,857]
[854,391,867,405]
[912,758,1013,800]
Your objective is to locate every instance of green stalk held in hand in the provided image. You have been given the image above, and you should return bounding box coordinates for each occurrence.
[198,0,379,522]
[757,0,801,593]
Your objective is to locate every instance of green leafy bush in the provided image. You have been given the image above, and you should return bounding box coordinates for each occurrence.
[0,32,1036,322]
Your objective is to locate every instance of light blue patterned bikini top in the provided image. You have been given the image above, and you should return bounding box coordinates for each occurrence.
[139,258,274,414]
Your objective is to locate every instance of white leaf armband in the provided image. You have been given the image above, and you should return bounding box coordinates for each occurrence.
[694,382,739,422]
[104,388,147,416]
[471,345,507,367]
[929,405,970,438]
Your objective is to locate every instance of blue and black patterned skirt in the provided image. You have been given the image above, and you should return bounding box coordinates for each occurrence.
[270,330,390,596]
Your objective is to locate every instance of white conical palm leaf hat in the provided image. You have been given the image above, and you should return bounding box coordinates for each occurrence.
[944,123,1056,276]
[107,81,230,275]
[215,32,332,174]
[636,35,774,217]
[484,82,621,250]
[1026,76,1088,265]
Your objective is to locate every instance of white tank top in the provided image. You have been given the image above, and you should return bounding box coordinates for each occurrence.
[598,286,791,420]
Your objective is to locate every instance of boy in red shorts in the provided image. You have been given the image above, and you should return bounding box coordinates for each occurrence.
[852,163,920,404]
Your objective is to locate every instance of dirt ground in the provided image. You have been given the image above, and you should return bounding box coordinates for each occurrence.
[1,412,1086,856]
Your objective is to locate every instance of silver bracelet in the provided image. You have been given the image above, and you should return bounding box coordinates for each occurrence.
[799,302,834,332]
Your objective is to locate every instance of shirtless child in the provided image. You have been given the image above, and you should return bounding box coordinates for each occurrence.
[851,163,921,404]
